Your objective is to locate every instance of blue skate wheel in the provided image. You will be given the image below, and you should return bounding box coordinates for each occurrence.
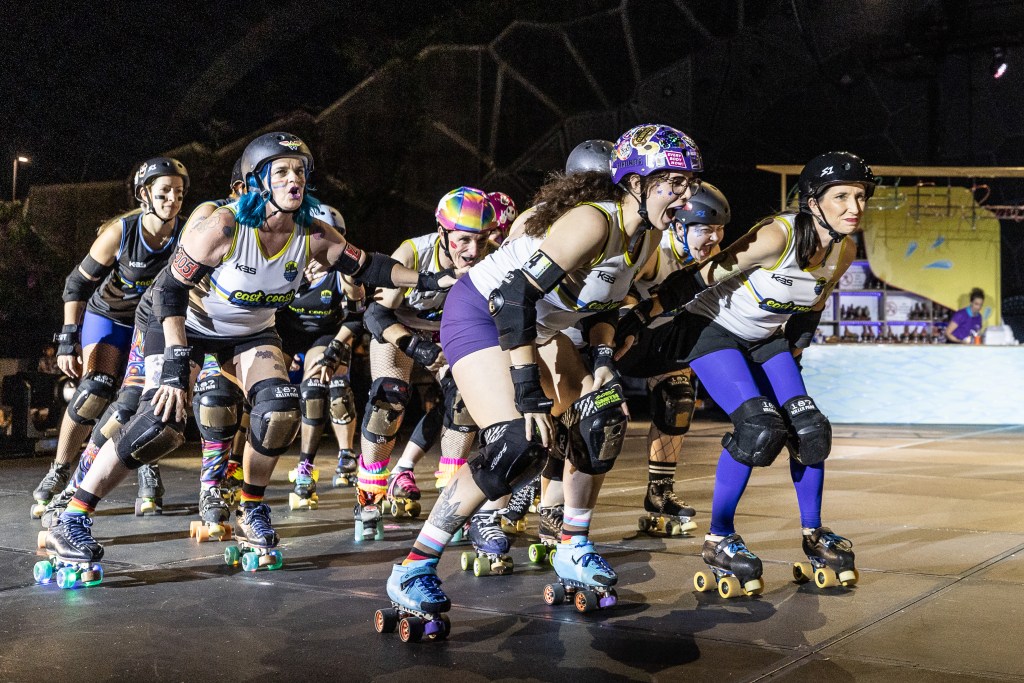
[374,608,398,634]
[241,552,260,572]
[56,566,78,590]
[268,551,284,571]
[354,520,364,542]
[224,545,241,566]
[33,560,54,584]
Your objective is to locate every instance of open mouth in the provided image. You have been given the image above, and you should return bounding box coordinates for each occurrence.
[288,187,302,200]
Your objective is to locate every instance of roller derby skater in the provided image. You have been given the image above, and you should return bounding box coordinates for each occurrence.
[627,151,874,599]
[460,506,514,576]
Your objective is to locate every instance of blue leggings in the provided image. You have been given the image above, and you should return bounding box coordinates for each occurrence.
[689,348,824,535]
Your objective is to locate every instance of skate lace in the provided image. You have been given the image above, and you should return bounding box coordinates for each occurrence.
[297,460,315,479]
[502,480,538,518]
[580,550,614,573]
[243,504,273,537]
[50,488,75,508]
[724,537,755,559]
[406,572,446,601]
[652,478,687,508]
[819,531,853,551]
[204,487,227,508]
[539,505,564,529]
[471,511,505,543]
[63,515,95,547]
[41,464,68,489]
[388,470,417,496]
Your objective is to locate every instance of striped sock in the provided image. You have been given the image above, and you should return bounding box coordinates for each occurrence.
[200,438,230,487]
[561,506,592,542]
[63,488,100,518]
[358,454,389,495]
[648,459,676,481]
[434,455,466,489]
[240,483,266,506]
[403,522,453,566]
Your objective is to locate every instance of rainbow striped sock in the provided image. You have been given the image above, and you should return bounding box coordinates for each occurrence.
[561,506,593,542]
[357,454,389,495]
[403,522,453,566]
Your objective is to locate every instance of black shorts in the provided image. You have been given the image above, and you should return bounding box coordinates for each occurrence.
[616,319,697,378]
[280,329,337,359]
[144,318,282,365]
[684,315,789,365]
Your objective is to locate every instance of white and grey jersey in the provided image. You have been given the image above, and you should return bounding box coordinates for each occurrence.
[393,233,451,333]
[634,229,692,330]
[469,201,657,343]
[685,213,848,341]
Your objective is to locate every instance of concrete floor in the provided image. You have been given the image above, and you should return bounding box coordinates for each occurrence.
[1,420,1022,682]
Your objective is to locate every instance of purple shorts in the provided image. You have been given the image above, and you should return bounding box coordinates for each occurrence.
[440,275,500,367]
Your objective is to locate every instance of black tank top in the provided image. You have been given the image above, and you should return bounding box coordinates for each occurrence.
[276,272,349,338]
[87,212,183,324]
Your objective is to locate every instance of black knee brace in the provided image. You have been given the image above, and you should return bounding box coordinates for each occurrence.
[328,376,357,425]
[192,373,243,441]
[66,371,117,425]
[541,421,569,481]
[782,395,832,466]
[113,391,185,469]
[469,418,546,500]
[248,378,301,456]
[649,374,696,436]
[360,377,410,446]
[93,385,142,449]
[299,377,329,427]
[440,371,477,434]
[563,383,628,475]
[410,405,443,451]
[722,397,788,467]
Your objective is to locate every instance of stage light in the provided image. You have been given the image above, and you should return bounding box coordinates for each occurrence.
[991,47,1008,79]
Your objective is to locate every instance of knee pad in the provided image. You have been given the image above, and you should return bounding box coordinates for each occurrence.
[360,377,410,445]
[93,385,143,449]
[66,372,117,425]
[782,395,832,466]
[722,397,788,467]
[562,383,628,475]
[299,377,329,427]
[649,374,696,436]
[192,374,243,441]
[469,419,546,500]
[441,380,477,434]
[248,378,301,456]
[328,377,357,425]
[113,394,185,468]
[410,405,443,451]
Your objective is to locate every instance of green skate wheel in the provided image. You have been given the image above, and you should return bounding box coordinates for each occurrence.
[543,583,566,605]
[33,560,54,584]
[268,551,284,570]
[528,544,544,564]
[399,616,424,643]
[460,551,473,571]
[473,556,490,577]
[241,552,260,572]
[81,564,103,586]
[56,566,78,590]
[373,520,385,541]
[547,548,556,566]
[354,520,364,542]
[375,608,398,634]
[224,545,241,566]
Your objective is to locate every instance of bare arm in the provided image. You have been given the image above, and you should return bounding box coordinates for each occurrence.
[700,219,788,285]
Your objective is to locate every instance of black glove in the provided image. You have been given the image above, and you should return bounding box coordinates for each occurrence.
[159,346,193,390]
[315,339,351,372]
[589,344,620,383]
[614,299,655,348]
[398,335,442,368]
[54,324,80,357]
[417,268,455,292]
[658,264,705,313]
[510,364,553,414]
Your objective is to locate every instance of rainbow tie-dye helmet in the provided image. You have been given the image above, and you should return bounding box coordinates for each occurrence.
[435,186,498,233]
[486,191,518,234]
[610,124,703,185]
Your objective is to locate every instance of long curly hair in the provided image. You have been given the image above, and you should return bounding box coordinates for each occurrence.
[523,171,627,237]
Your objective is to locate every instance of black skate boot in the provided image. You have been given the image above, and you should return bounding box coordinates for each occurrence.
[41,486,76,530]
[190,486,233,542]
[135,464,164,516]
[528,504,563,565]
[354,488,385,542]
[694,533,764,598]
[34,514,105,590]
[460,510,513,576]
[639,478,697,536]
[225,502,282,572]
[794,526,858,588]
[500,477,539,534]
[333,449,358,487]
[31,462,71,519]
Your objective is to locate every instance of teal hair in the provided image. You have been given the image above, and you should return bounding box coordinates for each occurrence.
[235,166,321,228]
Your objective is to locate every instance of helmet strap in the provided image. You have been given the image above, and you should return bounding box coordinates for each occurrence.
[139,186,174,223]
[811,204,845,243]
[438,227,453,262]
[257,168,300,218]
[620,180,655,253]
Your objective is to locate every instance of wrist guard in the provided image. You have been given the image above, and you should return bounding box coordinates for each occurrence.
[55,324,81,357]
[159,346,193,390]
[510,364,553,414]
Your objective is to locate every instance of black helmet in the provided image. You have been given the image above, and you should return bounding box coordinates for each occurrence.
[241,132,314,188]
[565,139,614,175]
[230,156,243,190]
[133,157,189,197]
[798,152,875,207]
[674,182,730,226]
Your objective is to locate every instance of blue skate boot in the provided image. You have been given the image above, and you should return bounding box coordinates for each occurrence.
[545,537,618,612]
[460,510,513,576]
[694,533,764,598]
[34,514,104,590]
[375,563,451,642]
[224,502,282,572]
[794,526,858,588]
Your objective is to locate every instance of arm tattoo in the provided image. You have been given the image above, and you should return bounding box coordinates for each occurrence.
[254,350,274,359]
[428,478,468,534]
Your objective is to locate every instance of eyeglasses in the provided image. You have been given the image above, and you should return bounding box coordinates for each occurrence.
[661,175,702,195]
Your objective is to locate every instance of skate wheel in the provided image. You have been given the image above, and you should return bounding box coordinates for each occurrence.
[429,614,451,641]
[473,556,491,577]
[460,551,473,571]
[665,520,681,536]
[408,501,421,518]
[389,501,400,517]
[375,608,398,634]
[575,589,599,613]
[718,575,740,599]
[134,500,143,516]
[637,517,650,532]
[37,530,47,550]
[288,469,298,483]
[838,569,858,586]
[189,521,201,538]
[543,583,566,606]
[242,552,261,572]
[373,520,385,542]
[694,571,714,592]
[528,544,545,564]
[224,545,241,566]
[30,503,46,520]
[81,565,103,586]
[354,520,364,542]
[33,560,54,584]
[547,549,556,566]
[56,566,78,590]
[793,562,813,584]
[815,567,839,589]
[268,551,284,570]
[399,616,424,643]
[743,578,764,596]
[222,526,233,541]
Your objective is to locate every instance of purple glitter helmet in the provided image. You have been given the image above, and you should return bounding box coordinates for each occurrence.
[610,124,703,185]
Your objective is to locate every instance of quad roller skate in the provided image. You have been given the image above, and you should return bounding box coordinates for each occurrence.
[545,537,618,613]
[34,514,104,590]
[37,487,76,549]
[30,462,71,519]
[694,533,764,598]
[638,478,698,537]
[386,470,421,518]
[288,461,320,511]
[375,563,451,643]
[332,449,358,487]
[135,464,164,516]
[793,527,859,588]
[190,486,233,543]
[528,504,563,566]
[500,479,538,534]
[224,503,283,572]
[353,489,385,542]
[460,510,513,576]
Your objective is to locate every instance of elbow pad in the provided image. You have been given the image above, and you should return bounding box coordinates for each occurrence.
[363,301,401,343]
[153,269,197,321]
[488,269,544,350]
[63,254,112,302]
[335,246,399,289]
